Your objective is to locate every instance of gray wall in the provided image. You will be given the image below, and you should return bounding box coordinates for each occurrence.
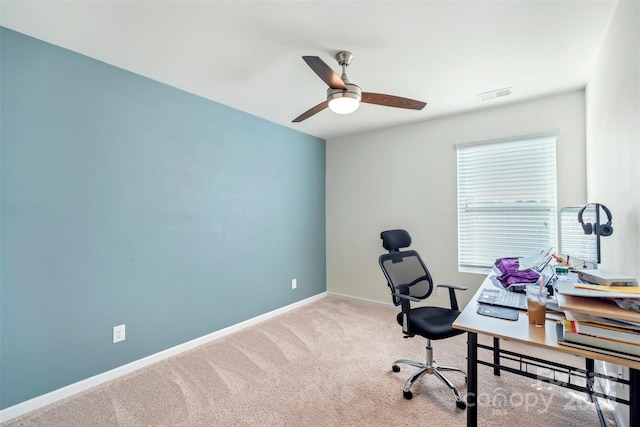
[0,28,326,409]
[586,0,640,279]
[586,2,640,426]
[326,91,587,308]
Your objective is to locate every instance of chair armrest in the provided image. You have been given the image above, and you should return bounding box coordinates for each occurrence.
[391,292,421,303]
[436,284,468,291]
[392,292,418,336]
[436,284,468,311]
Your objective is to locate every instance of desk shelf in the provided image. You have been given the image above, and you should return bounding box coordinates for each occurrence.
[477,339,632,408]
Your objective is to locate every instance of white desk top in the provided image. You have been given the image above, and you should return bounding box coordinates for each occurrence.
[453,275,640,370]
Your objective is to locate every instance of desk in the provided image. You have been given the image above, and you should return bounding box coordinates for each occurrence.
[453,275,640,427]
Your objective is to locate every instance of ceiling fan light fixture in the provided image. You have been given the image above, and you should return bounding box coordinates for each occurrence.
[327,83,362,115]
[328,96,360,114]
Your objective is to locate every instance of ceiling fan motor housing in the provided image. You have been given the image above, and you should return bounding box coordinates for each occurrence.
[327,83,362,103]
[327,83,362,114]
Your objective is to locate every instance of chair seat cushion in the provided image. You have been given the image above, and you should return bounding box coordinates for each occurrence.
[396,306,464,340]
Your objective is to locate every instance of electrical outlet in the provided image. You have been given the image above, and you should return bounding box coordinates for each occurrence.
[113,324,126,343]
[292,278,297,289]
[433,286,441,297]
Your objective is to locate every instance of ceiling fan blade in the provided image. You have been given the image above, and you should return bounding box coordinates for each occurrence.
[302,56,347,90]
[361,92,426,110]
[292,101,329,123]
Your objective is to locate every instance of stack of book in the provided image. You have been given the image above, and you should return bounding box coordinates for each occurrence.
[559,311,640,360]
[555,270,640,361]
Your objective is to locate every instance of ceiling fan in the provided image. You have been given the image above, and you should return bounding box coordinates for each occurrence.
[292,51,427,123]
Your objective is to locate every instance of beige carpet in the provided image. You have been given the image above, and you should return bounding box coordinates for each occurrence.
[3,296,617,426]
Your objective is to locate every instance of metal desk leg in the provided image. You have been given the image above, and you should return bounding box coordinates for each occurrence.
[631,368,640,427]
[493,337,501,376]
[585,358,606,427]
[467,332,478,427]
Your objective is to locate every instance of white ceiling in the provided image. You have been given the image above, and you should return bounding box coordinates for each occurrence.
[0,0,618,140]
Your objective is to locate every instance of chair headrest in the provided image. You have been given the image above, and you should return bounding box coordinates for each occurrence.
[380,229,412,252]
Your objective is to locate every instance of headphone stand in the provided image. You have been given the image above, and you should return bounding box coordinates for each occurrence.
[595,206,601,264]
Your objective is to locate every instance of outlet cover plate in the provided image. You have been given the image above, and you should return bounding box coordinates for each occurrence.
[113,324,126,343]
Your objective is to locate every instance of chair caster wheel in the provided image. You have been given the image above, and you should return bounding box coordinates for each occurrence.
[392,365,400,372]
[456,400,467,410]
[403,391,413,400]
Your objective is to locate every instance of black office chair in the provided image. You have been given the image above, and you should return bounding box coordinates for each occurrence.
[379,229,468,409]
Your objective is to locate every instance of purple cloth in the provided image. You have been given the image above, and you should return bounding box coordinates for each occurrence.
[494,257,540,287]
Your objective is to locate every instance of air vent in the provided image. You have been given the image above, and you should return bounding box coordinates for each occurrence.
[477,87,513,101]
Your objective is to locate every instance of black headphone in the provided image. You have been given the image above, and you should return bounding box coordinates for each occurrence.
[578,203,613,237]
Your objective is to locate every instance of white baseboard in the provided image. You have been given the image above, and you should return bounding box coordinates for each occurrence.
[0,292,327,423]
[326,291,395,309]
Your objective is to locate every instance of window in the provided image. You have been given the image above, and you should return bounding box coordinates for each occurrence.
[560,205,598,266]
[456,134,558,272]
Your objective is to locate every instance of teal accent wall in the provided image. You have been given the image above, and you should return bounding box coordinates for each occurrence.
[0,27,326,409]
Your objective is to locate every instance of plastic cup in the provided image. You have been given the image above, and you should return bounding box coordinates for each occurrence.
[526,285,548,327]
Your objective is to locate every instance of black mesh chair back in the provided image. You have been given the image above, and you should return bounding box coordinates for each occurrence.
[380,249,433,306]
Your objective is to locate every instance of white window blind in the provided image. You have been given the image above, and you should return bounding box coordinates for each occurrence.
[456,134,558,271]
